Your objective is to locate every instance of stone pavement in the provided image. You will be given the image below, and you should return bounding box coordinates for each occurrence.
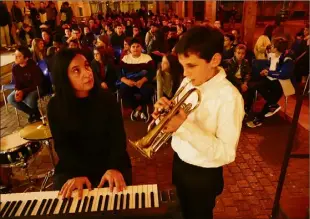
[0,96,309,219]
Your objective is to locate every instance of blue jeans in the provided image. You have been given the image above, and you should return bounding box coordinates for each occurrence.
[7,90,39,116]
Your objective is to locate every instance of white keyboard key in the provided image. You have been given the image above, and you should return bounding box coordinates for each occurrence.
[116,190,122,210]
[147,184,153,208]
[107,188,115,211]
[31,193,46,216]
[78,189,89,213]
[153,184,159,208]
[143,185,150,208]
[85,189,97,212]
[138,185,143,209]
[68,191,79,214]
[90,188,99,212]
[53,196,63,214]
[132,186,138,209]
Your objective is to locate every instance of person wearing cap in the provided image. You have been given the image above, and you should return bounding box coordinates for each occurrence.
[119,38,156,122]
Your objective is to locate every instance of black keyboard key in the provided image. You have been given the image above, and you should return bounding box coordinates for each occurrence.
[75,199,82,213]
[113,195,118,211]
[20,200,32,216]
[37,199,47,215]
[66,198,73,214]
[3,201,16,217]
[150,192,155,208]
[81,197,89,212]
[135,193,139,209]
[26,200,38,216]
[97,195,103,211]
[43,199,53,215]
[104,195,109,211]
[119,194,124,210]
[88,196,94,212]
[169,190,177,201]
[59,198,68,214]
[49,199,58,215]
[10,200,22,217]
[0,201,10,217]
[126,194,130,209]
[141,193,146,208]
[161,191,169,202]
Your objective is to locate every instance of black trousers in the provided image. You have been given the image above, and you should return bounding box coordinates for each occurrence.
[172,153,224,219]
[53,168,132,191]
[256,78,283,120]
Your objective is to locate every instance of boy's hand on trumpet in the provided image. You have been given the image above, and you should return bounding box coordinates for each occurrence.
[152,97,187,133]
[152,97,172,119]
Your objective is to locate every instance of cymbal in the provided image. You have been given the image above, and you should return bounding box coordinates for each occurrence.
[19,121,52,141]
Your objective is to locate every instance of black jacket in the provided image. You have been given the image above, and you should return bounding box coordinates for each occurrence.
[225,56,251,88]
[47,90,131,181]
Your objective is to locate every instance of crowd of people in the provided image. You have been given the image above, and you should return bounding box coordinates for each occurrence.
[1,1,308,127]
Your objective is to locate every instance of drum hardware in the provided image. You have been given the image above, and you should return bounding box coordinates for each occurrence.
[40,169,54,191]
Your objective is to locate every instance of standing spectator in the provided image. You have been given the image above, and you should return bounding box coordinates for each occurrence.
[46,1,58,31]
[60,2,73,25]
[0,2,11,48]
[222,34,235,60]
[29,2,40,38]
[11,1,23,30]
[18,23,34,47]
[23,1,32,26]
[38,2,47,25]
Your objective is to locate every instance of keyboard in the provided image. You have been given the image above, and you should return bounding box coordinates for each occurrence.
[0,184,181,219]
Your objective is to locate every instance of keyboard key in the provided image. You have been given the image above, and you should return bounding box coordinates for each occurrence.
[42,199,53,215]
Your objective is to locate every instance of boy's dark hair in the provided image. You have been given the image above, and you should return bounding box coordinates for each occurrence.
[224,33,235,42]
[129,37,142,46]
[16,46,32,59]
[235,44,247,52]
[174,26,224,62]
[272,37,288,53]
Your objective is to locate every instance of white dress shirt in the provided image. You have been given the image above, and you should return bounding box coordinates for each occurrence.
[171,67,245,168]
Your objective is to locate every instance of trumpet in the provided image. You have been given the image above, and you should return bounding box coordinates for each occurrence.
[129,80,201,159]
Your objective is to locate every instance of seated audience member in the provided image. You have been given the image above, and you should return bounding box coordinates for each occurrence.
[120,37,131,59]
[96,35,114,59]
[254,25,274,60]
[247,37,294,128]
[225,44,253,114]
[42,30,53,49]
[222,34,235,60]
[231,29,243,47]
[68,39,79,49]
[62,27,71,44]
[8,46,44,123]
[31,38,46,63]
[119,38,155,122]
[91,46,118,92]
[157,54,183,99]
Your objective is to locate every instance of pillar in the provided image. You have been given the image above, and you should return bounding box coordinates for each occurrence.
[159,1,165,14]
[176,1,185,18]
[205,1,216,23]
[187,0,193,19]
[241,1,258,50]
[152,1,157,14]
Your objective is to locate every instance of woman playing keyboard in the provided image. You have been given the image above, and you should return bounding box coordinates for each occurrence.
[48,48,132,199]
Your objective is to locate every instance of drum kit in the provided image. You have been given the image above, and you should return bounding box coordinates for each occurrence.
[0,95,55,193]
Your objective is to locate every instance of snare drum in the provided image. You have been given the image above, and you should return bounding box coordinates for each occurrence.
[0,132,42,168]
